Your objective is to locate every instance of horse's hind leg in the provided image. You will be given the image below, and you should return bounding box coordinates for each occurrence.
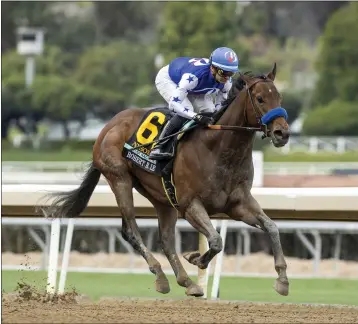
[229,194,289,296]
[104,170,170,294]
[156,204,204,297]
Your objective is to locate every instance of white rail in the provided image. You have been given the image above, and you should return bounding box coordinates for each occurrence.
[3,184,358,211]
[278,136,358,154]
[2,184,358,298]
[3,161,358,181]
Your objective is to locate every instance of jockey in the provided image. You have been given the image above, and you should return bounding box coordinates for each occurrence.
[149,47,240,160]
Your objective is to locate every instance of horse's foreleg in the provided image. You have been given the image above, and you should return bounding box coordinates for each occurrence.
[105,170,170,294]
[229,194,289,296]
[156,204,204,297]
[183,199,222,269]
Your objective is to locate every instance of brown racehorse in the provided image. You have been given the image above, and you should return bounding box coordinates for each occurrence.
[43,63,290,298]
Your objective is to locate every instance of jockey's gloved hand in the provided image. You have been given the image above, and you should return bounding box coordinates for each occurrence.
[193,114,215,126]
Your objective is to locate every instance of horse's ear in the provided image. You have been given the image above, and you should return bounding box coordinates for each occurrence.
[267,62,277,81]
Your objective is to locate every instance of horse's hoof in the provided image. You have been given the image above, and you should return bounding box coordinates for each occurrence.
[274,278,289,296]
[183,251,201,265]
[185,284,204,297]
[156,277,170,294]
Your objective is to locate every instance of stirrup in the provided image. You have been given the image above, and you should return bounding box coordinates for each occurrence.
[149,149,172,160]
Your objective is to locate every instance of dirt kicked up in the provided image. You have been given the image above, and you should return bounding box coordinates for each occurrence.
[2,281,358,324]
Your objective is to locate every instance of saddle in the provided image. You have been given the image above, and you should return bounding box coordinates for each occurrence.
[122,107,216,208]
[123,107,198,208]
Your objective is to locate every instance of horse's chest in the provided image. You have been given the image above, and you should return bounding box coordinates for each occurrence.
[201,188,229,212]
[200,162,252,211]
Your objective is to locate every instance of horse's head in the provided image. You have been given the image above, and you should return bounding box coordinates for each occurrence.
[239,63,290,147]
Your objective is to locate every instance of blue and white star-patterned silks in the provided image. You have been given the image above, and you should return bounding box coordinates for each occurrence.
[167,57,233,119]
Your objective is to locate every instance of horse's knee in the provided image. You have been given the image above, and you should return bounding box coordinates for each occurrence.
[121,227,136,247]
[260,216,279,234]
[160,240,169,255]
[121,228,129,242]
[160,233,171,251]
[209,234,222,253]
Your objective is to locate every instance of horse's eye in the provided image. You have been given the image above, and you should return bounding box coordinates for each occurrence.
[257,96,264,104]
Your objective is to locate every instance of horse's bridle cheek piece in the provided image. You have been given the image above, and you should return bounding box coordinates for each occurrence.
[208,78,288,138]
[245,80,288,139]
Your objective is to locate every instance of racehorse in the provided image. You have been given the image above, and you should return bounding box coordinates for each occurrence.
[42,63,290,298]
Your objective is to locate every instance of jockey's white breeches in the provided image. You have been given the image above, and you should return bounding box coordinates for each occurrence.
[155,65,216,115]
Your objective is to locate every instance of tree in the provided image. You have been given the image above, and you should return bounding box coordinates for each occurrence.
[93,2,162,44]
[1,1,57,52]
[2,46,77,80]
[2,74,42,139]
[302,100,358,136]
[30,75,126,135]
[1,1,98,54]
[73,41,159,112]
[311,2,358,107]
[2,46,79,139]
[157,2,250,66]
[281,90,305,124]
[237,2,348,45]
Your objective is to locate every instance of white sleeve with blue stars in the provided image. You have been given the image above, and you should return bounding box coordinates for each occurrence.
[169,73,198,119]
[214,79,233,111]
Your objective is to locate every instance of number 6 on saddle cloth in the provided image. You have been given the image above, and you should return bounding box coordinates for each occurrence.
[122,107,192,177]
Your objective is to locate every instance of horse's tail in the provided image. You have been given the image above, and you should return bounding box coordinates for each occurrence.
[40,162,101,218]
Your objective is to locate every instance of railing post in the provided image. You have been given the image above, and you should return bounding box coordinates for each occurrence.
[46,218,61,294]
[198,233,209,297]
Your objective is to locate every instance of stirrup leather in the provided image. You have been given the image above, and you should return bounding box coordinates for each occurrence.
[149,121,172,159]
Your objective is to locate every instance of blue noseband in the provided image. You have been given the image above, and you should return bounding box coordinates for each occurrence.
[261,107,288,125]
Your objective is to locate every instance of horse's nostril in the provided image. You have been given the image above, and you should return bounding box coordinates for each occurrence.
[273,129,290,140]
[273,130,283,140]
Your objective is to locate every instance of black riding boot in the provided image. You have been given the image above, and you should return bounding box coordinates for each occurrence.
[149,114,187,160]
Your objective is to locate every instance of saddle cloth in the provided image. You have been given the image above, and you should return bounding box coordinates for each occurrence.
[122,107,194,176]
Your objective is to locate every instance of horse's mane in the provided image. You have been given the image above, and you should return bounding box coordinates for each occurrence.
[213,72,267,122]
[221,71,268,110]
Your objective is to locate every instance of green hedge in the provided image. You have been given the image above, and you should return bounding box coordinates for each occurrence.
[302,100,358,136]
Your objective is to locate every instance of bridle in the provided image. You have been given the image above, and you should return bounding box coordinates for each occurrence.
[209,76,288,139]
[244,77,272,138]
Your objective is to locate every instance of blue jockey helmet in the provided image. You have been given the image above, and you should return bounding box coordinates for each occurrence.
[209,47,239,73]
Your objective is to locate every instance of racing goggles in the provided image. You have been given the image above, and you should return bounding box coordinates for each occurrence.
[217,68,234,78]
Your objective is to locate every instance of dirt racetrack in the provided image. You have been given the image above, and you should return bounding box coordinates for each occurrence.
[3,293,358,324]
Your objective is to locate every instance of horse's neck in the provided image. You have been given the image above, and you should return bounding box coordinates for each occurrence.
[195,91,256,170]
[218,92,246,127]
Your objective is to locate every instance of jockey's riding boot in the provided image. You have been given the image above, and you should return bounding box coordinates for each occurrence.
[149,114,187,160]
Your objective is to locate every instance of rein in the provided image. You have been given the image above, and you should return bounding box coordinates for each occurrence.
[129,77,288,151]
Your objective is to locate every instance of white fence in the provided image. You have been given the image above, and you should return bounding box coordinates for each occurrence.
[278,136,358,154]
[3,184,358,212]
[3,159,358,183]
[2,184,358,298]
[264,162,358,175]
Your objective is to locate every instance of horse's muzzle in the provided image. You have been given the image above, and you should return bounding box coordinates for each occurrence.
[272,128,290,147]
